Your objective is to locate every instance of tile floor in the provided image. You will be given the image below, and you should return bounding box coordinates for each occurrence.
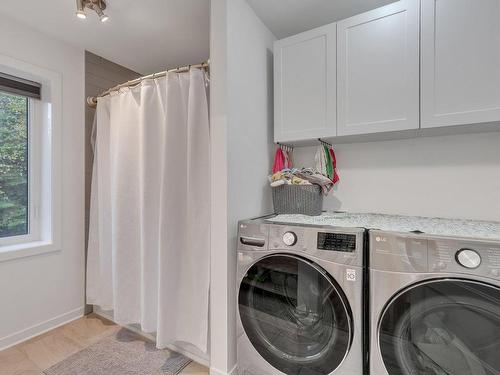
[0,314,209,375]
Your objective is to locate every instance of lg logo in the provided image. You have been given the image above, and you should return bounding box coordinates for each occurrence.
[375,236,387,242]
[346,269,356,281]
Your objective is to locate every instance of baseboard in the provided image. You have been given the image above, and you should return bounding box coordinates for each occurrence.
[93,307,210,367]
[0,306,84,351]
[210,364,237,375]
[167,342,209,368]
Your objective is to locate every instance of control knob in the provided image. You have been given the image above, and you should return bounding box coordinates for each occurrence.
[282,231,297,246]
[456,249,481,269]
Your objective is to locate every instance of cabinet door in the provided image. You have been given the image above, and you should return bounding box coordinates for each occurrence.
[421,0,500,128]
[274,24,336,142]
[337,0,420,136]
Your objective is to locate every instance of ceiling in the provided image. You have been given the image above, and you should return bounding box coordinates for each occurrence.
[246,0,397,39]
[0,0,399,74]
[0,0,210,75]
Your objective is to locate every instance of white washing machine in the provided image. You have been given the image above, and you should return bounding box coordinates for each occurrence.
[236,217,367,375]
[370,230,500,375]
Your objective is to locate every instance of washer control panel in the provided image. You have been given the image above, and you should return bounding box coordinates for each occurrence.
[267,223,364,267]
[317,232,357,252]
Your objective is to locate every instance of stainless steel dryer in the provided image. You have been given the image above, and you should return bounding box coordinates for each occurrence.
[370,230,500,375]
[236,217,366,375]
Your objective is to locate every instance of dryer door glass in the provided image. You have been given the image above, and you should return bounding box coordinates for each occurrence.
[379,279,500,375]
[238,254,353,375]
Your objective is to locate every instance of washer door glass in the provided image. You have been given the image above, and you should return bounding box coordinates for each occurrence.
[238,255,353,375]
[379,279,500,375]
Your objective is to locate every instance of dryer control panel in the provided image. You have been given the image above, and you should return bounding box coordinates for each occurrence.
[370,230,500,279]
[429,239,500,279]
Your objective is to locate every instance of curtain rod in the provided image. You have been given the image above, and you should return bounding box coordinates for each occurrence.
[86,60,209,108]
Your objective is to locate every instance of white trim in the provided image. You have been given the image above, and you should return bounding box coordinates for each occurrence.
[0,306,84,351]
[0,240,61,262]
[210,364,238,375]
[167,343,209,368]
[28,96,41,242]
[0,54,62,262]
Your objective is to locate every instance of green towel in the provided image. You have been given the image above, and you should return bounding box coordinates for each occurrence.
[324,145,333,179]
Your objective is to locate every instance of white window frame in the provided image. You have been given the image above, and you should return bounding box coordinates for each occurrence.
[0,55,62,262]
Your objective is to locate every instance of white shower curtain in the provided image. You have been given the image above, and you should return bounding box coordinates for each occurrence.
[86,69,210,353]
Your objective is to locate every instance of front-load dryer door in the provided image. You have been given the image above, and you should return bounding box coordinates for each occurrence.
[238,254,353,375]
[379,279,500,375]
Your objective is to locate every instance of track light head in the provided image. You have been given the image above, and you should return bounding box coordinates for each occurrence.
[93,4,109,22]
[75,0,109,22]
[75,0,87,19]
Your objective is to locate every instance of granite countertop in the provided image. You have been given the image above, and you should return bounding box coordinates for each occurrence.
[266,212,500,241]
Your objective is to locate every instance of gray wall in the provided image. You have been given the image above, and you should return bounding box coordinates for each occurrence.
[84,52,140,313]
[84,51,140,244]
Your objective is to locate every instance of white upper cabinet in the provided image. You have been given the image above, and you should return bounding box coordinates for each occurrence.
[274,24,337,142]
[421,0,500,128]
[336,0,420,136]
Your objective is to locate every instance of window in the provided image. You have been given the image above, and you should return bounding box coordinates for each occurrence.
[0,90,30,238]
[0,64,59,260]
[0,57,62,261]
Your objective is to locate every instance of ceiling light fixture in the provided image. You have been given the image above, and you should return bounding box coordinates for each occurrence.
[75,0,109,22]
[93,4,109,22]
[75,0,87,18]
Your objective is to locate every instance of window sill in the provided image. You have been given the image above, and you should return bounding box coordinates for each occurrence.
[0,240,61,263]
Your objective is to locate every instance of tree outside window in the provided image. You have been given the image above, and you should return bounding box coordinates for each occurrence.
[0,91,29,238]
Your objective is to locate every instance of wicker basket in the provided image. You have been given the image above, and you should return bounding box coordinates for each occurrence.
[272,184,323,216]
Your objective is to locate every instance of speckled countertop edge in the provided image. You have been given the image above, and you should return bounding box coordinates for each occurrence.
[266,212,500,241]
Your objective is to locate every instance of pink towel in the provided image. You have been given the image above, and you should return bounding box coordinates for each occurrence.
[329,147,340,184]
[272,147,285,173]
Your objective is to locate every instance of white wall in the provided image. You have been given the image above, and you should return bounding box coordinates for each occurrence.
[226,0,276,368]
[293,131,500,221]
[210,0,276,374]
[0,15,85,348]
[209,0,230,374]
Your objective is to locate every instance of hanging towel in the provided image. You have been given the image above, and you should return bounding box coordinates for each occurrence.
[314,145,327,176]
[329,147,340,184]
[273,147,285,173]
[283,148,289,169]
[288,148,293,169]
[324,145,333,180]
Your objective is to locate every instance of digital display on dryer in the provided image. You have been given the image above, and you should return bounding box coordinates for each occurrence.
[317,232,356,252]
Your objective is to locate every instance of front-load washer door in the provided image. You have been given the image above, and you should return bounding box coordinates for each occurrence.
[238,254,353,375]
[379,279,500,375]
